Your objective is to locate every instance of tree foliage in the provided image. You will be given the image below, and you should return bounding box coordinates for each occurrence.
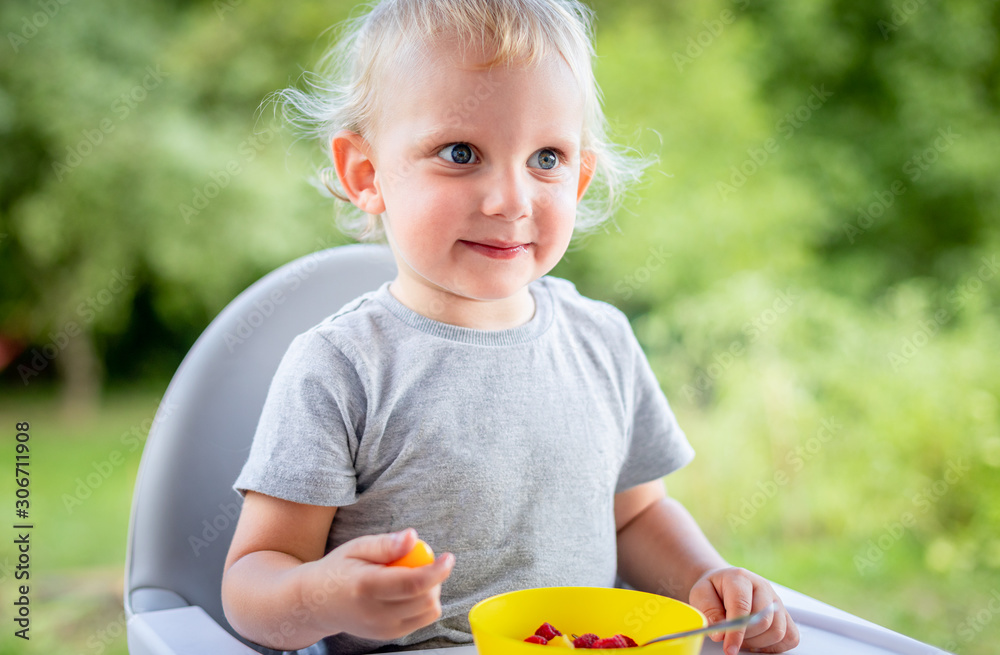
[1,1,998,650]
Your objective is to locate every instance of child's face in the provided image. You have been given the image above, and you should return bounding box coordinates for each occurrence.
[341,42,594,314]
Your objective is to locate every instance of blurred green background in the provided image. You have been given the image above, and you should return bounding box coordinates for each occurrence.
[1,0,998,653]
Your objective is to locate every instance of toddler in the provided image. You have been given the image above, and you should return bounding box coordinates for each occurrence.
[222,1,799,654]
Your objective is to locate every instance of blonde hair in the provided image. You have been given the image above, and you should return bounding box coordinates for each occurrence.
[273,0,646,242]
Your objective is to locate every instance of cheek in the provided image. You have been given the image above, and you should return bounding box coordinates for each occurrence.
[538,184,579,229]
[383,166,460,214]
[383,181,462,248]
[531,189,576,262]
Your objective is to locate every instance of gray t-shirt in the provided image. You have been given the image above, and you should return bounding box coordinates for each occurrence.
[234,276,694,654]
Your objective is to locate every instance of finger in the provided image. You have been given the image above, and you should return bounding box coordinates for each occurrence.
[743,602,782,647]
[343,528,418,564]
[689,580,727,642]
[742,594,777,641]
[360,588,445,641]
[370,552,455,601]
[383,583,444,622]
[747,608,800,653]
[393,598,445,635]
[720,575,754,655]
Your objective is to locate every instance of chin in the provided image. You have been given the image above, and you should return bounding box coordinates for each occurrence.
[448,276,533,302]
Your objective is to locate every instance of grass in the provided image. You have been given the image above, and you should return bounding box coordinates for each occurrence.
[1,386,996,655]
[0,388,161,655]
[666,399,1000,655]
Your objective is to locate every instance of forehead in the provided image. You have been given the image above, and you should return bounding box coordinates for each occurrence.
[373,39,585,143]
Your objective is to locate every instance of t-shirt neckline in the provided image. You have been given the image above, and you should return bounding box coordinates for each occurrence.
[372,279,553,346]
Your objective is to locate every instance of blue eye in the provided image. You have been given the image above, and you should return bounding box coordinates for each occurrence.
[528,148,560,170]
[437,143,477,165]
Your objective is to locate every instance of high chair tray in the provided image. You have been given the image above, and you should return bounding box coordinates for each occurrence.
[126,583,949,654]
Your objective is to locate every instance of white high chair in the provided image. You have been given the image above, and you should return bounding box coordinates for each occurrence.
[124,244,398,654]
[123,244,948,655]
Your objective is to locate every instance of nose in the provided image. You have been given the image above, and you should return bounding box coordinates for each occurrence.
[479,166,532,221]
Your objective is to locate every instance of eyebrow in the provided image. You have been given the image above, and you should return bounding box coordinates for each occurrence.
[412,127,581,153]
[413,128,450,150]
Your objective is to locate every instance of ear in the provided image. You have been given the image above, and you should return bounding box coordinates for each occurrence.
[332,130,386,215]
[577,150,597,202]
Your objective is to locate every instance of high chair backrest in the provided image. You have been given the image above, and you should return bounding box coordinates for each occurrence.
[124,244,397,647]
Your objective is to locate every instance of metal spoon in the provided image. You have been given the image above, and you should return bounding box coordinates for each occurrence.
[641,601,778,646]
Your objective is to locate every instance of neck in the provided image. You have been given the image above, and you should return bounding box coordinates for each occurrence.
[388,278,536,330]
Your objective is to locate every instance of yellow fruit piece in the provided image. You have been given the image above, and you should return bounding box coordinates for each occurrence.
[388,538,435,567]
[546,635,574,648]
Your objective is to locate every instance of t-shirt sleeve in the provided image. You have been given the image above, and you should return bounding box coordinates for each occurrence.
[614,314,695,494]
[233,329,366,506]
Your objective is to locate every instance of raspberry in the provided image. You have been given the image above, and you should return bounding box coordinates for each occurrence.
[524,635,548,645]
[573,633,600,648]
[592,635,635,649]
[615,634,638,647]
[534,623,563,641]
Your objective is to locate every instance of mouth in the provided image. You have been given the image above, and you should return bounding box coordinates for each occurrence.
[459,240,531,260]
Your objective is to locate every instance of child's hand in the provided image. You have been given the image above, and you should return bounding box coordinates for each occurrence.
[312,528,455,641]
[688,567,799,655]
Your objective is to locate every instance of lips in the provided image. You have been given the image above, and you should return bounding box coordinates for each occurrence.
[470,239,527,249]
[460,239,531,260]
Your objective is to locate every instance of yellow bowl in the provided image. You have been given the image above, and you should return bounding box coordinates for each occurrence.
[469,586,706,654]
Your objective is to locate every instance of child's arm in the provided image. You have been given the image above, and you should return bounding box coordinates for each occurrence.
[222,491,455,651]
[615,481,799,655]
